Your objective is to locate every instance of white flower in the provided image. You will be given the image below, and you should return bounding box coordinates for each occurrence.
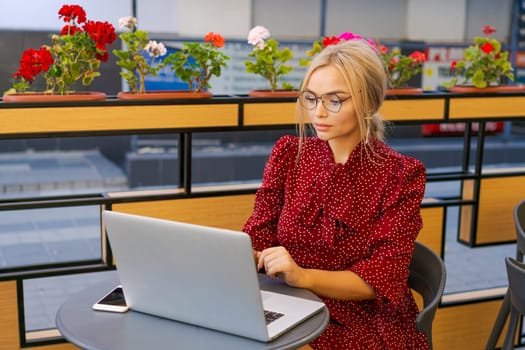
[248,25,270,49]
[119,16,137,30]
[144,40,167,57]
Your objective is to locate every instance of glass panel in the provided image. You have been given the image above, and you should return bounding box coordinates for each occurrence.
[24,270,119,333]
[192,129,295,187]
[444,206,515,295]
[0,135,130,199]
[388,124,466,173]
[128,134,180,189]
[0,206,101,269]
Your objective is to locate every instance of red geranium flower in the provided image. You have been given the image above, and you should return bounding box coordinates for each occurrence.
[322,36,341,47]
[204,32,225,48]
[96,50,109,62]
[60,25,81,36]
[13,47,54,82]
[377,44,388,55]
[480,42,495,54]
[9,4,116,94]
[409,51,427,65]
[58,4,86,24]
[83,20,117,47]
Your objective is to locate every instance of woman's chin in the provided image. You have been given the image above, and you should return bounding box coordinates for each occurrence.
[314,132,330,141]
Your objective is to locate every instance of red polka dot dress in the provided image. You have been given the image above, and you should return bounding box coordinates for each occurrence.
[243,135,429,350]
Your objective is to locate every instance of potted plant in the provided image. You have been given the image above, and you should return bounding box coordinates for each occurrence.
[376,44,427,94]
[161,32,230,98]
[244,26,297,97]
[3,4,116,102]
[113,16,168,99]
[301,31,426,94]
[444,25,522,92]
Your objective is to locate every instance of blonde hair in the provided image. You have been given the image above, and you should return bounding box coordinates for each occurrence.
[296,39,387,152]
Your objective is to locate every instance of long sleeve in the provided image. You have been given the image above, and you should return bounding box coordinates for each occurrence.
[350,156,426,306]
[243,135,298,251]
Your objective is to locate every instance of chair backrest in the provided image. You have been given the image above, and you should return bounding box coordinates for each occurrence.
[506,257,525,316]
[409,241,447,349]
[515,200,525,261]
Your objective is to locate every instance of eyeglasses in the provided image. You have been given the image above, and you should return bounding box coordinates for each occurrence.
[298,91,351,113]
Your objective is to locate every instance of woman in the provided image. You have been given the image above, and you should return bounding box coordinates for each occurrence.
[243,39,428,349]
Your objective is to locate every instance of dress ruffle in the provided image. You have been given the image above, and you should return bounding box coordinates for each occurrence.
[296,140,377,248]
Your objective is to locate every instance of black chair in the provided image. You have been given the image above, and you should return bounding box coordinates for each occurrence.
[409,241,447,350]
[486,200,525,349]
[502,257,525,349]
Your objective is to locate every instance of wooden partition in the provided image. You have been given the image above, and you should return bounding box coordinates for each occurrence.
[0,281,19,350]
[459,180,476,244]
[112,194,256,230]
[449,96,525,119]
[475,176,525,244]
[380,98,445,121]
[433,299,508,350]
[244,102,297,125]
[28,344,78,350]
[419,206,445,255]
[0,104,239,135]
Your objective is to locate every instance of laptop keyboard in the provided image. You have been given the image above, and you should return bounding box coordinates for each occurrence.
[264,310,285,324]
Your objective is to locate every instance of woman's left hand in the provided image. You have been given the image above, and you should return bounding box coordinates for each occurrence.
[257,246,307,288]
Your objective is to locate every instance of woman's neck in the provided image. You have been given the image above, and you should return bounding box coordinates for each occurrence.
[328,137,361,164]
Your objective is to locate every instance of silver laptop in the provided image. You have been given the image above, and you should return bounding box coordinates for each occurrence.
[102,210,325,342]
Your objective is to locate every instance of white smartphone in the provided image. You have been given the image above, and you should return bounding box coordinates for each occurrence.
[92,285,129,313]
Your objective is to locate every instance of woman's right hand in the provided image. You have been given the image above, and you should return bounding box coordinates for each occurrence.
[256,246,307,287]
[253,250,261,266]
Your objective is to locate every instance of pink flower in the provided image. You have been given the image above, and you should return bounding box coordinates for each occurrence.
[119,16,137,30]
[337,32,375,50]
[248,26,270,49]
[365,38,376,48]
[145,40,167,57]
[337,32,362,41]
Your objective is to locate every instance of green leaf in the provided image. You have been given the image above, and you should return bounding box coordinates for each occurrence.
[442,78,458,89]
[281,82,295,90]
[472,70,487,88]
